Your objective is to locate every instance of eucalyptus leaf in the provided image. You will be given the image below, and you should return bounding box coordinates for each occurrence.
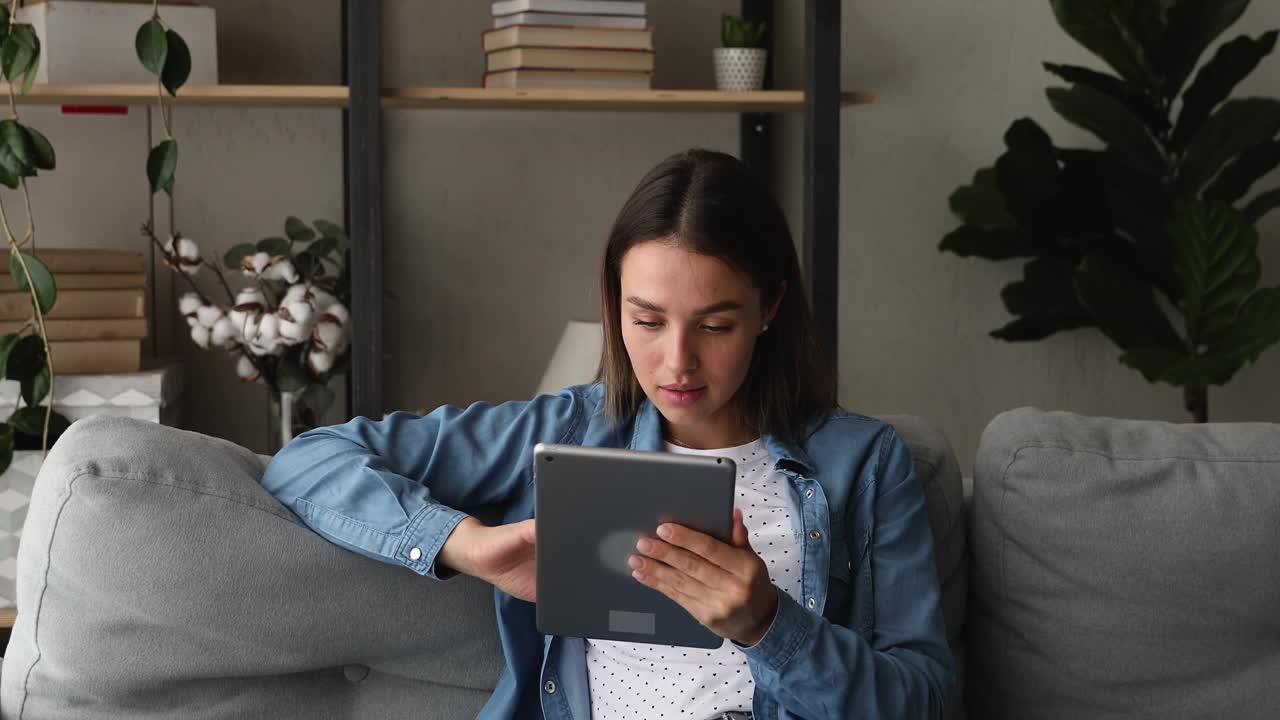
[5,335,45,382]
[22,125,54,171]
[161,29,191,96]
[1047,85,1164,175]
[135,18,167,77]
[21,365,48,407]
[284,217,315,244]
[21,52,38,95]
[223,243,255,270]
[307,236,339,260]
[0,333,18,378]
[313,219,348,245]
[10,251,56,315]
[256,237,289,257]
[0,120,34,176]
[1,25,37,83]
[1173,31,1278,149]
[147,138,178,195]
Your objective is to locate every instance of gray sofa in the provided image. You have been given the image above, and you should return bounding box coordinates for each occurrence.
[1,407,1277,719]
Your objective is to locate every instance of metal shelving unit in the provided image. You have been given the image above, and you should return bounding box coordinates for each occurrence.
[341,0,849,419]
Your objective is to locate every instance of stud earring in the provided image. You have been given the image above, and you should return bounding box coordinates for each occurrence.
[761,324,769,333]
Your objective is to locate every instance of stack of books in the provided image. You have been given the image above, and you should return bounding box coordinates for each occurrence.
[0,248,147,374]
[484,0,653,90]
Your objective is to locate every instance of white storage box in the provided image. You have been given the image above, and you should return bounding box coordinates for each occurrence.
[17,1,217,85]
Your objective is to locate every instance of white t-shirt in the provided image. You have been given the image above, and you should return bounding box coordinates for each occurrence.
[584,438,804,719]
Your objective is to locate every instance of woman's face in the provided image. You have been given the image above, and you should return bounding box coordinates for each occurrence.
[619,241,777,449]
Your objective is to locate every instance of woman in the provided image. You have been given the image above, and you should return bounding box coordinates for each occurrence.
[262,149,953,719]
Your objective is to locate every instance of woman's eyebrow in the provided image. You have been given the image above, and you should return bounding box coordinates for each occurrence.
[626,296,745,316]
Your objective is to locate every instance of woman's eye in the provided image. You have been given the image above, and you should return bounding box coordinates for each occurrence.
[702,325,732,333]
[632,320,660,329]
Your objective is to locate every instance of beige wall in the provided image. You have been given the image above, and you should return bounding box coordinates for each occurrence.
[771,0,1280,472]
[9,1,1277,467]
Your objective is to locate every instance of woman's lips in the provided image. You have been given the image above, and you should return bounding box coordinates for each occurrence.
[661,386,706,406]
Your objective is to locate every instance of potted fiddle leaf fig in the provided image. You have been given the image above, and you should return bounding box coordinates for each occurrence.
[714,13,767,91]
[942,0,1280,423]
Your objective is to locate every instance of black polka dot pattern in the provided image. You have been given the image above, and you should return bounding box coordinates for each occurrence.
[584,438,804,719]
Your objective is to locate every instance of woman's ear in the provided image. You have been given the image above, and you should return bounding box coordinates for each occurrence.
[763,281,786,329]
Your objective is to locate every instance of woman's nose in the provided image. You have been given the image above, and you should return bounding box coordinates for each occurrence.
[664,330,698,372]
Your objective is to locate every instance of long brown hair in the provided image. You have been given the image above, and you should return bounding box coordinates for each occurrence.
[596,148,837,446]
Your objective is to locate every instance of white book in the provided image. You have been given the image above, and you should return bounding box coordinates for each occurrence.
[494,11,647,29]
[492,0,646,18]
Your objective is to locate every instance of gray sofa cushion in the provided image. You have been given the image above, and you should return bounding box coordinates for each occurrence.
[0,416,504,719]
[968,407,1280,720]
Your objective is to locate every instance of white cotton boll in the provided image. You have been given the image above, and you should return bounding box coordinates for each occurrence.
[263,259,299,284]
[186,315,199,328]
[321,302,349,326]
[235,287,266,308]
[307,348,335,375]
[175,236,200,261]
[195,305,223,329]
[255,313,281,343]
[178,292,202,316]
[235,354,259,382]
[252,252,272,275]
[190,324,211,349]
[211,316,237,347]
[283,283,310,304]
[277,301,314,343]
[312,319,344,351]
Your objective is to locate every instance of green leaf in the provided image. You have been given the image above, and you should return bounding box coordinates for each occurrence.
[1158,0,1250,99]
[5,334,45,382]
[284,216,315,244]
[277,357,309,393]
[299,383,334,416]
[0,333,18,378]
[147,138,178,195]
[10,251,56,315]
[0,119,34,179]
[306,236,339,260]
[22,125,54,171]
[1046,85,1164,175]
[161,29,191,96]
[0,423,12,475]
[223,243,256,270]
[313,219,349,250]
[1205,140,1280,203]
[1170,199,1260,345]
[21,365,48,407]
[1244,187,1280,225]
[21,51,39,95]
[1,25,38,83]
[1001,258,1089,318]
[135,18,167,77]
[9,405,68,438]
[1173,31,1278,150]
[990,314,1093,342]
[1049,0,1160,86]
[1178,99,1280,195]
[1074,252,1184,351]
[0,162,17,190]
[995,118,1061,224]
[292,252,318,280]
[949,168,1014,228]
[255,237,289,257]
[1042,62,1169,134]
[939,225,1038,260]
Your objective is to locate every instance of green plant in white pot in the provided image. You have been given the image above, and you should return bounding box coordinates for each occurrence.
[715,14,767,91]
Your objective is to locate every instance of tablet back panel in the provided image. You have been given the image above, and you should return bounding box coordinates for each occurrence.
[533,443,736,648]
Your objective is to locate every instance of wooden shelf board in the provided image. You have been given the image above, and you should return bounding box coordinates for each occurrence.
[9,84,876,112]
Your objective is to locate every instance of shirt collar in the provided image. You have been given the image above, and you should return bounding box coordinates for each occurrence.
[627,395,817,476]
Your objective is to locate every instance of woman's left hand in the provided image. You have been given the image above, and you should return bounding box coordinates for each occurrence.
[629,508,779,646]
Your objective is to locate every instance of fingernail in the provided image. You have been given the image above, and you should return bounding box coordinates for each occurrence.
[632,570,645,581]
[628,555,642,570]
[636,538,652,553]
[657,525,672,539]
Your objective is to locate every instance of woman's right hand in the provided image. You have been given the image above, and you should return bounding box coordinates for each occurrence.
[439,517,538,602]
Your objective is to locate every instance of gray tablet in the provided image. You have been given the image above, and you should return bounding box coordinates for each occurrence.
[533,442,736,649]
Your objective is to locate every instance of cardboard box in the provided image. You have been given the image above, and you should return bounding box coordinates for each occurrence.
[17,1,217,85]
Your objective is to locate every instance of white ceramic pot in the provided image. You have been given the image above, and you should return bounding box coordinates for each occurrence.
[713,47,767,91]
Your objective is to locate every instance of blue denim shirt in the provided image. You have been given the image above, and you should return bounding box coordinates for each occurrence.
[261,383,954,719]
